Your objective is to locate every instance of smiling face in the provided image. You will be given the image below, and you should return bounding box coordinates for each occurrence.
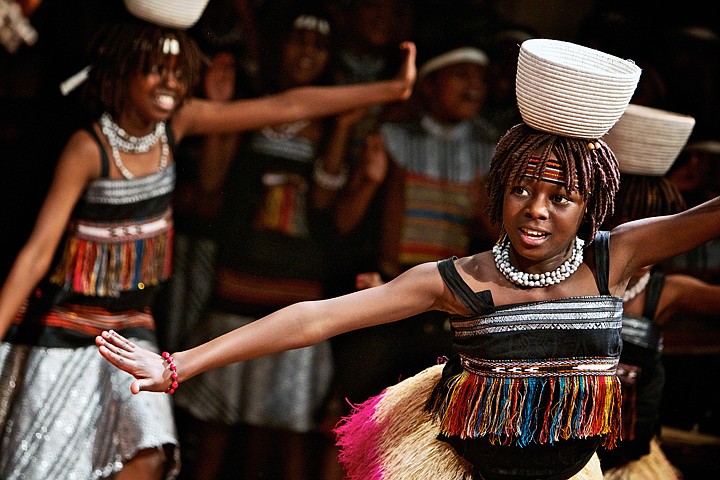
[91,22,202,123]
[502,171,587,271]
[127,51,188,124]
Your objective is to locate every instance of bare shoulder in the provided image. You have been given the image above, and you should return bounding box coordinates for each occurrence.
[56,129,104,179]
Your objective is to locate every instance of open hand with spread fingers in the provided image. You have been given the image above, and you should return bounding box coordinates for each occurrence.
[96,330,174,394]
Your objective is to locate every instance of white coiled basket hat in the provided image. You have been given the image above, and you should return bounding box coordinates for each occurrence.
[516,39,642,139]
[124,0,210,29]
[602,104,696,176]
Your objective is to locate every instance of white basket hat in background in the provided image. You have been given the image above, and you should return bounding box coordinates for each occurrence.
[124,0,210,29]
[603,104,695,176]
[516,39,642,139]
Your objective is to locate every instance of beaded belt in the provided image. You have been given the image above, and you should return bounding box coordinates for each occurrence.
[74,209,172,242]
[460,354,619,378]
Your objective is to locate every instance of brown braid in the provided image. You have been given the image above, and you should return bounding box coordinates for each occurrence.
[603,174,687,229]
[82,19,204,118]
[486,123,621,243]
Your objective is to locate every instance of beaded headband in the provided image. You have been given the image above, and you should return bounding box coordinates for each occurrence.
[293,15,331,35]
[523,157,567,186]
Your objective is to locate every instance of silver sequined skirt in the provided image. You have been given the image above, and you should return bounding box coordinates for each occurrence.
[174,311,334,433]
[0,340,180,480]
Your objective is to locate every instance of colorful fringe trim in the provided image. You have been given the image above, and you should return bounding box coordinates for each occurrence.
[616,363,641,441]
[334,364,474,480]
[50,221,173,297]
[426,369,622,449]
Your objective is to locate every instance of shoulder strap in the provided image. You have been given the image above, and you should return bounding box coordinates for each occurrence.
[642,270,666,319]
[593,231,611,295]
[165,119,177,153]
[85,125,110,178]
[437,257,493,314]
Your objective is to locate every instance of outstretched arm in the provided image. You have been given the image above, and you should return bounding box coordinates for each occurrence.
[97,260,450,394]
[172,42,416,139]
[609,196,720,292]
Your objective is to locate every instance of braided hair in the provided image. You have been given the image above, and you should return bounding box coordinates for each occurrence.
[604,174,686,229]
[486,123,621,243]
[82,18,204,118]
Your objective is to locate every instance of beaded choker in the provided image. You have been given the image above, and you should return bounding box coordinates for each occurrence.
[623,271,651,302]
[493,236,585,288]
[100,113,164,153]
[100,112,168,179]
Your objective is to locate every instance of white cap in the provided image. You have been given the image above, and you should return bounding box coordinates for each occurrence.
[418,47,489,78]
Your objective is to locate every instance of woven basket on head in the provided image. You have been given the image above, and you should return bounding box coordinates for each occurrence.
[603,104,695,176]
[124,0,210,29]
[516,39,642,139]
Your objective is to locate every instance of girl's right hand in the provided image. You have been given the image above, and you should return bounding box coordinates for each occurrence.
[96,330,174,394]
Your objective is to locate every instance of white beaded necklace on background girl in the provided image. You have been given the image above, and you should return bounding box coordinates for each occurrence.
[493,236,585,288]
[623,271,651,302]
[100,112,168,179]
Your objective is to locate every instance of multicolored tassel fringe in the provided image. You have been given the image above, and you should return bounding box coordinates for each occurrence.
[425,369,622,449]
[49,227,173,297]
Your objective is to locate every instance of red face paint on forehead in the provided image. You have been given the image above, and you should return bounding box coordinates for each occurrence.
[523,156,567,186]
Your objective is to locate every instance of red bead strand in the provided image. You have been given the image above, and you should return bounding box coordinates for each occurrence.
[161,351,179,394]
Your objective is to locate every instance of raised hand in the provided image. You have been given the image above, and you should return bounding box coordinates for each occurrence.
[203,51,237,102]
[395,41,417,101]
[95,330,174,394]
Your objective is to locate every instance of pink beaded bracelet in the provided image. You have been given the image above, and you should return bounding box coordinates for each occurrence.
[161,351,179,394]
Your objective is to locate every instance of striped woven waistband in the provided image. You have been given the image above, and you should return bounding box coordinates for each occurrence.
[15,302,155,337]
[74,209,172,242]
[460,354,619,378]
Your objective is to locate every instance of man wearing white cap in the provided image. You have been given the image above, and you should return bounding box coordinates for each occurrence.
[329,44,498,410]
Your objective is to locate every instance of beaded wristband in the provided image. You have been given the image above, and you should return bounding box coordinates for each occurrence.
[161,351,179,394]
[313,161,348,190]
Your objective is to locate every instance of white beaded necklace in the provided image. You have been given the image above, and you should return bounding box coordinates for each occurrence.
[100,113,168,179]
[493,236,585,288]
[623,271,651,302]
[100,112,164,153]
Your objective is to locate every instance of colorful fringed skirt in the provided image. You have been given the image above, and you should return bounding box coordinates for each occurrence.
[334,364,605,480]
[0,338,180,479]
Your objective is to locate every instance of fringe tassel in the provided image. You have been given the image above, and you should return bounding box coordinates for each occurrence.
[616,363,640,441]
[426,370,622,449]
[50,229,173,297]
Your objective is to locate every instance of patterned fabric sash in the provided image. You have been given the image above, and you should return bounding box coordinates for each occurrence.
[460,355,619,378]
[49,209,173,297]
[621,315,663,352]
[13,302,154,337]
[399,171,473,266]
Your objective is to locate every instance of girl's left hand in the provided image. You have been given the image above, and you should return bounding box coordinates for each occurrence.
[95,330,172,394]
